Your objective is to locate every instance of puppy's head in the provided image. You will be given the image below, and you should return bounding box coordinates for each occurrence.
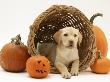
[53,27,82,48]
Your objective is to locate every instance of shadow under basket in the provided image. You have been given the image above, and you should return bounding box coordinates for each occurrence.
[27,5,96,73]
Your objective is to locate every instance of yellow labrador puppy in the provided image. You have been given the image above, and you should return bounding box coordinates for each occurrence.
[37,27,82,79]
[53,27,82,79]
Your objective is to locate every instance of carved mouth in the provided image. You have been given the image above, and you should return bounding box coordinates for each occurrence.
[36,70,47,73]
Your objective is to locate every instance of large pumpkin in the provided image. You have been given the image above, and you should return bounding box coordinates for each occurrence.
[26,55,50,78]
[90,13,108,57]
[0,34,30,72]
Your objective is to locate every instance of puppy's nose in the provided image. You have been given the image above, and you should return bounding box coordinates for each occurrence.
[69,41,73,45]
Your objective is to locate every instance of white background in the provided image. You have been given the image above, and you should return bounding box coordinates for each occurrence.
[0,0,110,82]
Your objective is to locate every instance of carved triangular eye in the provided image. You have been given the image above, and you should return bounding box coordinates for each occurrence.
[38,60,41,63]
[43,64,45,66]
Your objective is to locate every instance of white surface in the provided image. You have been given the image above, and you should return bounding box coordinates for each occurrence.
[0,0,110,82]
[0,67,110,82]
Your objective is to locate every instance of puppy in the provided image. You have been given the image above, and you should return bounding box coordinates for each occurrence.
[53,27,82,79]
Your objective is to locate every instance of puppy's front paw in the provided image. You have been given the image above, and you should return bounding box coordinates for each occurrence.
[61,72,71,79]
[70,70,79,76]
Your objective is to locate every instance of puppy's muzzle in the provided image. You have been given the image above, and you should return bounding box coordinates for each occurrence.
[69,41,73,45]
[68,40,74,47]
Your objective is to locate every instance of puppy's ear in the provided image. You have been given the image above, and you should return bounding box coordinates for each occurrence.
[78,32,82,46]
[53,29,62,44]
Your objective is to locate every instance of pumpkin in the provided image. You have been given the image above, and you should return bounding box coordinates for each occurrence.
[26,55,50,78]
[0,34,30,72]
[90,50,110,74]
[90,13,108,57]
[0,51,2,65]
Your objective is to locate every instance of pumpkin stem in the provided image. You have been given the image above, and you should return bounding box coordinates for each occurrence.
[90,13,103,24]
[97,50,102,59]
[11,34,23,45]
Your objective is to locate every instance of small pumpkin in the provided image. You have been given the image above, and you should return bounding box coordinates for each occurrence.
[90,13,108,57]
[26,55,50,78]
[0,34,30,72]
[90,50,110,74]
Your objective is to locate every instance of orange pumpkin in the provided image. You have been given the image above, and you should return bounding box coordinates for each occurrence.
[90,51,110,74]
[26,55,50,78]
[0,34,30,72]
[0,51,2,65]
[90,13,108,57]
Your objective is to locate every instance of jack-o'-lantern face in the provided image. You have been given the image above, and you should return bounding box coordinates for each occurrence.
[26,55,50,78]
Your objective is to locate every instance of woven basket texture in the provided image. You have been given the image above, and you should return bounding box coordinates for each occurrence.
[27,5,96,73]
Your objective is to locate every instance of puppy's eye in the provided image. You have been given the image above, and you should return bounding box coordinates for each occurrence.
[74,34,77,37]
[64,34,68,36]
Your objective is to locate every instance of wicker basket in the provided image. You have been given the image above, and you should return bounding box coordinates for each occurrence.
[27,5,96,73]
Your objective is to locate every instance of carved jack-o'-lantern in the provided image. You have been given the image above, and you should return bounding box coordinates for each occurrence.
[26,55,50,78]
